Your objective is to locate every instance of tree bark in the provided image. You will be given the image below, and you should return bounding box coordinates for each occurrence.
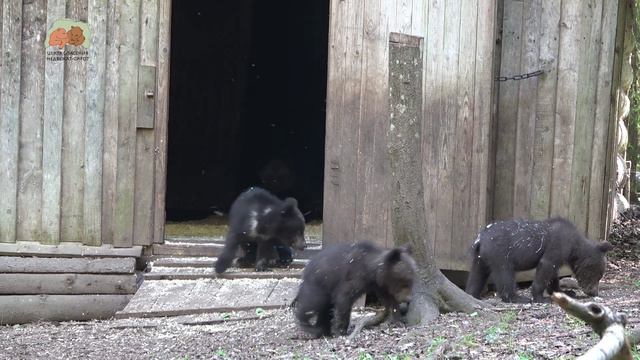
[388,34,485,325]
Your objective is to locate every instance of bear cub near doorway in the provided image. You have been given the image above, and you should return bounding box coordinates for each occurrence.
[294,241,416,337]
[465,217,613,303]
[214,187,306,273]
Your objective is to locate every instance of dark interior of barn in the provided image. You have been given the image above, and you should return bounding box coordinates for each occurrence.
[166,0,329,222]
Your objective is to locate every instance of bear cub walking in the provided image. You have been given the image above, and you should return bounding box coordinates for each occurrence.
[465,217,613,303]
[214,187,306,274]
[295,241,415,337]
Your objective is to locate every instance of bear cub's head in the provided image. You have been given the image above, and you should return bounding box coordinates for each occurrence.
[376,246,416,315]
[572,241,613,297]
[261,197,306,251]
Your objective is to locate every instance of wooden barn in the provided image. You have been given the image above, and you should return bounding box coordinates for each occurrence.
[0,0,630,322]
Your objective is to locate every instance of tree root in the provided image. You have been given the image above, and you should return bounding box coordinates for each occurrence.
[551,292,633,360]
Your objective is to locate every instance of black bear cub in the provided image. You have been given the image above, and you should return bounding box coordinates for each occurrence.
[295,241,415,337]
[214,187,306,274]
[465,217,613,303]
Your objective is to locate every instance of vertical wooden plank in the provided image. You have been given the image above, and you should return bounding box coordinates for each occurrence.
[423,0,444,260]
[0,0,22,243]
[550,0,581,217]
[113,0,140,247]
[471,1,497,236]
[323,0,345,245]
[323,0,361,246]
[395,0,412,34]
[512,0,541,218]
[451,0,477,267]
[411,0,425,36]
[530,0,561,220]
[434,0,460,268]
[42,0,65,245]
[493,0,523,220]
[83,0,107,246]
[61,0,88,242]
[588,0,620,239]
[152,0,171,244]
[17,0,46,241]
[102,0,120,245]
[569,0,602,232]
[603,0,628,240]
[133,0,158,246]
[357,0,390,246]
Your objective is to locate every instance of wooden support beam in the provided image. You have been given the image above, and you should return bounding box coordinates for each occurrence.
[0,242,142,258]
[0,256,135,273]
[0,295,132,324]
[0,273,138,294]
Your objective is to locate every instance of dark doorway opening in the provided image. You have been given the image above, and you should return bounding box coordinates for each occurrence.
[166,0,329,224]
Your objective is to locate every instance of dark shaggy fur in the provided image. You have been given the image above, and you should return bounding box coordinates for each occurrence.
[465,217,613,303]
[214,187,305,273]
[294,241,416,337]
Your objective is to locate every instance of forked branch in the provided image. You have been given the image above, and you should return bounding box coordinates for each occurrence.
[551,292,633,360]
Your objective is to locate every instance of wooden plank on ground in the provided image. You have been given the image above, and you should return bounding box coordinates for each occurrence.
[101,0,121,245]
[151,257,307,269]
[264,277,299,306]
[152,0,172,244]
[17,0,46,242]
[144,267,302,280]
[151,243,320,259]
[83,0,108,246]
[493,0,524,220]
[588,0,620,239]
[60,0,88,243]
[550,0,581,217]
[0,256,135,273]
[531,0,561,220]
[0,294,132,324]
[113,0,140,247]
[0,273,138,294]
[117,278,292,318]
[0,242,142,257]
[0,0,23,243]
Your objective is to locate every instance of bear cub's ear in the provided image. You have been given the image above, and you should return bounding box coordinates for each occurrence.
[384,248,406,265]
[597,241,613,253]
[280,198,298,215]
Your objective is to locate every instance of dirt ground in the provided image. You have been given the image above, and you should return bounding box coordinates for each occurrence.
[2,219,639,359]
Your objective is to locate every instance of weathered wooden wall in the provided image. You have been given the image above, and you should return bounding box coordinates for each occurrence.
[0,0,171,247]
[323,0,497,270]
[493,0,621,240]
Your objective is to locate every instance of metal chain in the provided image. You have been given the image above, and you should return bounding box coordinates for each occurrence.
[495,69,544,82]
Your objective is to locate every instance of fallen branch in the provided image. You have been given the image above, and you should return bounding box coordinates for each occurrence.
[551,292,633,360]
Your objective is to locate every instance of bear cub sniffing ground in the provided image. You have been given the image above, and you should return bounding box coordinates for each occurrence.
[465,217,613,303]
[214,187,306,274]
[294,241,415,337]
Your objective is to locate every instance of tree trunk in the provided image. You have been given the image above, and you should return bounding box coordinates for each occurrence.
[388,33,485,325]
